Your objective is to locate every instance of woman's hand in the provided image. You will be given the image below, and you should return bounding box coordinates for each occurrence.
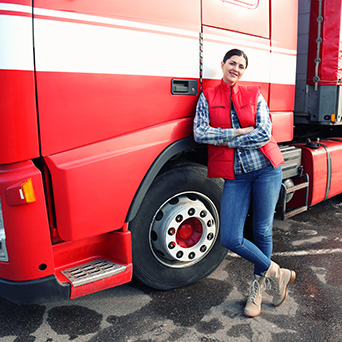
[236,126,254,136]
[218,126,255,146]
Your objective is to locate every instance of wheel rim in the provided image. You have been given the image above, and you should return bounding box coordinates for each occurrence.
[149,192,219,268]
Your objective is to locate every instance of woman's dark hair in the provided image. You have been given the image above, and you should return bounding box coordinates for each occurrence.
[223,49,248,68]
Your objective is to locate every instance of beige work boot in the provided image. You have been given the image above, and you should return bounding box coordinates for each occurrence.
[265,261,296,307]
[244,275,263,317]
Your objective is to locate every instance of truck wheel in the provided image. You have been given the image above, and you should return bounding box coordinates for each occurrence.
[129,163,227,290]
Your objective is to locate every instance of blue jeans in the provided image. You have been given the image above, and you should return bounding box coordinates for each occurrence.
[220,164,282,275]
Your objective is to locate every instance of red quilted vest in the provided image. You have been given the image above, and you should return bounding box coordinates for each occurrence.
[203,80,284,179]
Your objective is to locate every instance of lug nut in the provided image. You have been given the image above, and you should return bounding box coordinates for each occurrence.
[200,245,207,253]
[168,242,176,249]
[176,215,183,222]
[168,228,175,236]
[200,210,207,218]
[188,208,195,216]
[189,252,195,259]
[207,233,214,240]
[176,251,184,258]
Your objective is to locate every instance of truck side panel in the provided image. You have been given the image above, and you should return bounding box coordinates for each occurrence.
[31,0,201,242]
[307,0,342,85]
[33,0,201,156]
[44,119,192,241]
[0,3,39,164]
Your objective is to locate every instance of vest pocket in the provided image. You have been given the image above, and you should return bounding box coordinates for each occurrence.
[209,106,228,127]
[236,103,256,126]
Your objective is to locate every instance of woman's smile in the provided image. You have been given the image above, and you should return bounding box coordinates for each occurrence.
[221,55,246,85]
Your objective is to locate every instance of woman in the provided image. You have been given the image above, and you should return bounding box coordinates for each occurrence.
[193,49,296,317]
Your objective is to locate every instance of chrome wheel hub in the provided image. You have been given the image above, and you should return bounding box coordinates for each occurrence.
[150,193,219,268]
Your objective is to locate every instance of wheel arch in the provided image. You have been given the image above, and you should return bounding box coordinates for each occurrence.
[125,137,207,222]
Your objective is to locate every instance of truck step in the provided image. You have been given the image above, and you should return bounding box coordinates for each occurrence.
[279,173,309,220]
[61,259,126,287]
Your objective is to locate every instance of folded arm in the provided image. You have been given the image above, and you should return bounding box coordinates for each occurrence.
[193,93,253,145]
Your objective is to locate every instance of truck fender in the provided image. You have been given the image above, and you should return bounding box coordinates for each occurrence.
[125,137,199,222]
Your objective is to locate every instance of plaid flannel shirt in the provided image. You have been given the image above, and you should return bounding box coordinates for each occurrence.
[193,92,272,174]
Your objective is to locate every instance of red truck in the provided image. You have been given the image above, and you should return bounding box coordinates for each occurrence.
[0,0,341,303]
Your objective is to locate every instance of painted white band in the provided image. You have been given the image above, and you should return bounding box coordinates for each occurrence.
[0,3,297,84]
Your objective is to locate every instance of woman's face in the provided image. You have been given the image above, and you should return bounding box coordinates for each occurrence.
[221,55,247,85]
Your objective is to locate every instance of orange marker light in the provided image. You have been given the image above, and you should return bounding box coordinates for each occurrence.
[21,178,36,203]
[331,114,336,123]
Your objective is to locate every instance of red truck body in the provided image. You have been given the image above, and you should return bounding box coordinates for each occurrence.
[0,0,341,303]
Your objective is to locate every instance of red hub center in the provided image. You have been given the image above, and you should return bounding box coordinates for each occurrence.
[176,218,203,248]
[178,223,193,239]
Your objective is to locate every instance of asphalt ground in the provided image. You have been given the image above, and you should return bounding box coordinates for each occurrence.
[1,194,342,342]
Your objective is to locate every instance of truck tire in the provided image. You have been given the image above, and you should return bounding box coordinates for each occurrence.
[129,163,227,290]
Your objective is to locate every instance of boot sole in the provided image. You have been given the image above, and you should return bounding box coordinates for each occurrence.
[243,308,261,318]
[274,270,296,307]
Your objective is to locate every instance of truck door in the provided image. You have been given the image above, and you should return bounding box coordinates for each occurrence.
[201,0,271,92]
[201,0,297,143]
[33,0,201,157]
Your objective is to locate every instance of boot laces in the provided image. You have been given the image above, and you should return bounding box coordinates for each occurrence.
[261,269,277,291]
[263,277,273,291]
[247,279,261,304]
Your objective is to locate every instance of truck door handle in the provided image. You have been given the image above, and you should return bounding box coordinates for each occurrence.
[171,79,198,95]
